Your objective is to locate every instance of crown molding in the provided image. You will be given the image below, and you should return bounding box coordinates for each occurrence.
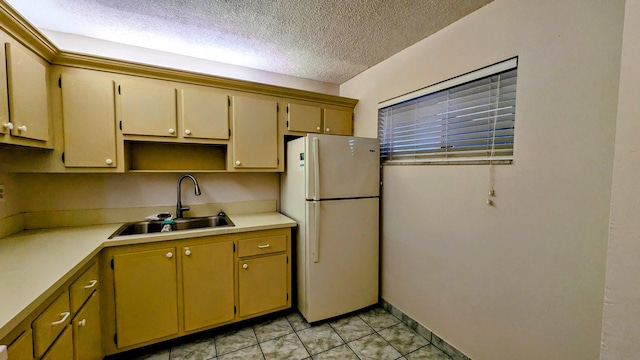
[0,2,57,61]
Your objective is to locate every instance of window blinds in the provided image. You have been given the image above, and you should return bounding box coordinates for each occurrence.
[378,58,517,164]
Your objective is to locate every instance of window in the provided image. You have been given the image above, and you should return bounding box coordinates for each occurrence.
[378,58,517,164]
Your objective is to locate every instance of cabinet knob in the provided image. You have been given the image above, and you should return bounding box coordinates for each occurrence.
[185,129,191,135]
[242,264,248,269]
[168,128,175,134]
[184,248,191,256]
[235,160,241,166]
[166,252,173,258]
[3,123,13,130]
[316,126,321,131]
[78,319,87,327]
[106,158,113,165]
[325,128,330,132]
[18,125,27,132]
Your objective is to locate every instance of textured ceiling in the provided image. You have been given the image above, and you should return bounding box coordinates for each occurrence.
[6,0,493,84]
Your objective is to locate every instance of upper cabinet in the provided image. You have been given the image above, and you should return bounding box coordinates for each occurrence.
[120,77,178,138]
[181,87,229,141]
[0,39,52,148]
[286,100,353,136]
[60,68,118,168]
[231,95,281,170]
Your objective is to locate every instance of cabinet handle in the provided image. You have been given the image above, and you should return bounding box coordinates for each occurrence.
[184,248,191,256]
[258,244,270,249]
[2,123,13,130]
[242,264,248,269]
[235,160,241,166]
[166,252,173,258]
[78,319,87,327]
[52,312,70,325]
[18,125,27,132]
[105,158,113,165]
[185,129,191,135]
[316,126,321,131]
[84,279,98,289]
[168,128,175,134]
[325,128,330,132]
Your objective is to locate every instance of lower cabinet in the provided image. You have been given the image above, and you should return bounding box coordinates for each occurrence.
[41,325,73,360]
[181,241,234,332]
[7,329,33,360]
[72,291,102,360]
[113,246,179,348]
[102,228,291,356]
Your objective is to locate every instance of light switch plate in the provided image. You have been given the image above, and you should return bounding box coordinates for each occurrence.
[0,185,5,203]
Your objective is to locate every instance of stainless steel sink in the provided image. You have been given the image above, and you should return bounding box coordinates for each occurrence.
[109,213,234,238]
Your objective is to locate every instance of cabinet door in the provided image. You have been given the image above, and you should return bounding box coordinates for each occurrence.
[287,103,321,133]
[41,325,72,360]
[7,329,33,360]
[0,43,8,137]
[113,247,178,348]
[72,291,102,360]
[231,95,278,169]
[120,78,177,137]
[181,88,229,140]
[182,241,234,332]
[323,108,353,136]
[238,254,288,317]
[5,42,49,142]
[61,71,117,167]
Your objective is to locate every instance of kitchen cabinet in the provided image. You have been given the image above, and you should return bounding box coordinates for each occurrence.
[7,329,32,360]
[231,95,279,169]
[0,41,51,148]
[32,292,70,358]
[112,246,179,348]
[286,101,353,136]
[41,325,72,360]
[181,87,229,140]
[119,77,177,138]
[72,292,101,360]
[60,69,117,168]
[237,232,289,318]
[181,241,234,332]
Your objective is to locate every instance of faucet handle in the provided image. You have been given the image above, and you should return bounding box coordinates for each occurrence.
[181,206,191,212]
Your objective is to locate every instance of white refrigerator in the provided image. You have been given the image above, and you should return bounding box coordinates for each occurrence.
[281,134,380,322]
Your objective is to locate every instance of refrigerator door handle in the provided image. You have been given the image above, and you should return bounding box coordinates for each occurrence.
[312,200,320,263]
[312,137,320,200]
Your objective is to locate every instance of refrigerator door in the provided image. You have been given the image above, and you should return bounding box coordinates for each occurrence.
[303,197,379,322]
[306,134,379,200]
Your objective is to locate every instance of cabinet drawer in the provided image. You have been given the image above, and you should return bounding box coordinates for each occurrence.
[70,262,99,313]
[32,292,70,358]
[238,235,286,257]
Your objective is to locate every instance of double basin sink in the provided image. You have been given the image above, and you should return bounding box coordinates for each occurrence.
[109,213,234,239]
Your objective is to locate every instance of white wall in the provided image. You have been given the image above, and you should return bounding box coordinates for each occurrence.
[341,1,624,359]
[44,30,340,95]
[600,0,640,358]
[16,172,279,213]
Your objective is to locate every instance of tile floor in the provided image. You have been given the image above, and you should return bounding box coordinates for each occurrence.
[129,306,452,360]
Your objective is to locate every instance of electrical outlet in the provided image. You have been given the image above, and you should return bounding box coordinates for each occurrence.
[0,185,5,203]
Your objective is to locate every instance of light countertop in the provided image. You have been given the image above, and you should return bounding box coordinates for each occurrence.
[0,212,296,341]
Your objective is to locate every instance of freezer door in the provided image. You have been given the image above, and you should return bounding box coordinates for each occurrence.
[306,134,380,200]
[303,197,379,322]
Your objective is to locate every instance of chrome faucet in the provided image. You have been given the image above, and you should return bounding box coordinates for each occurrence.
[176,174,201,219]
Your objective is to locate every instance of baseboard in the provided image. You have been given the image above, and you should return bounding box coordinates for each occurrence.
[380,299,472,360]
